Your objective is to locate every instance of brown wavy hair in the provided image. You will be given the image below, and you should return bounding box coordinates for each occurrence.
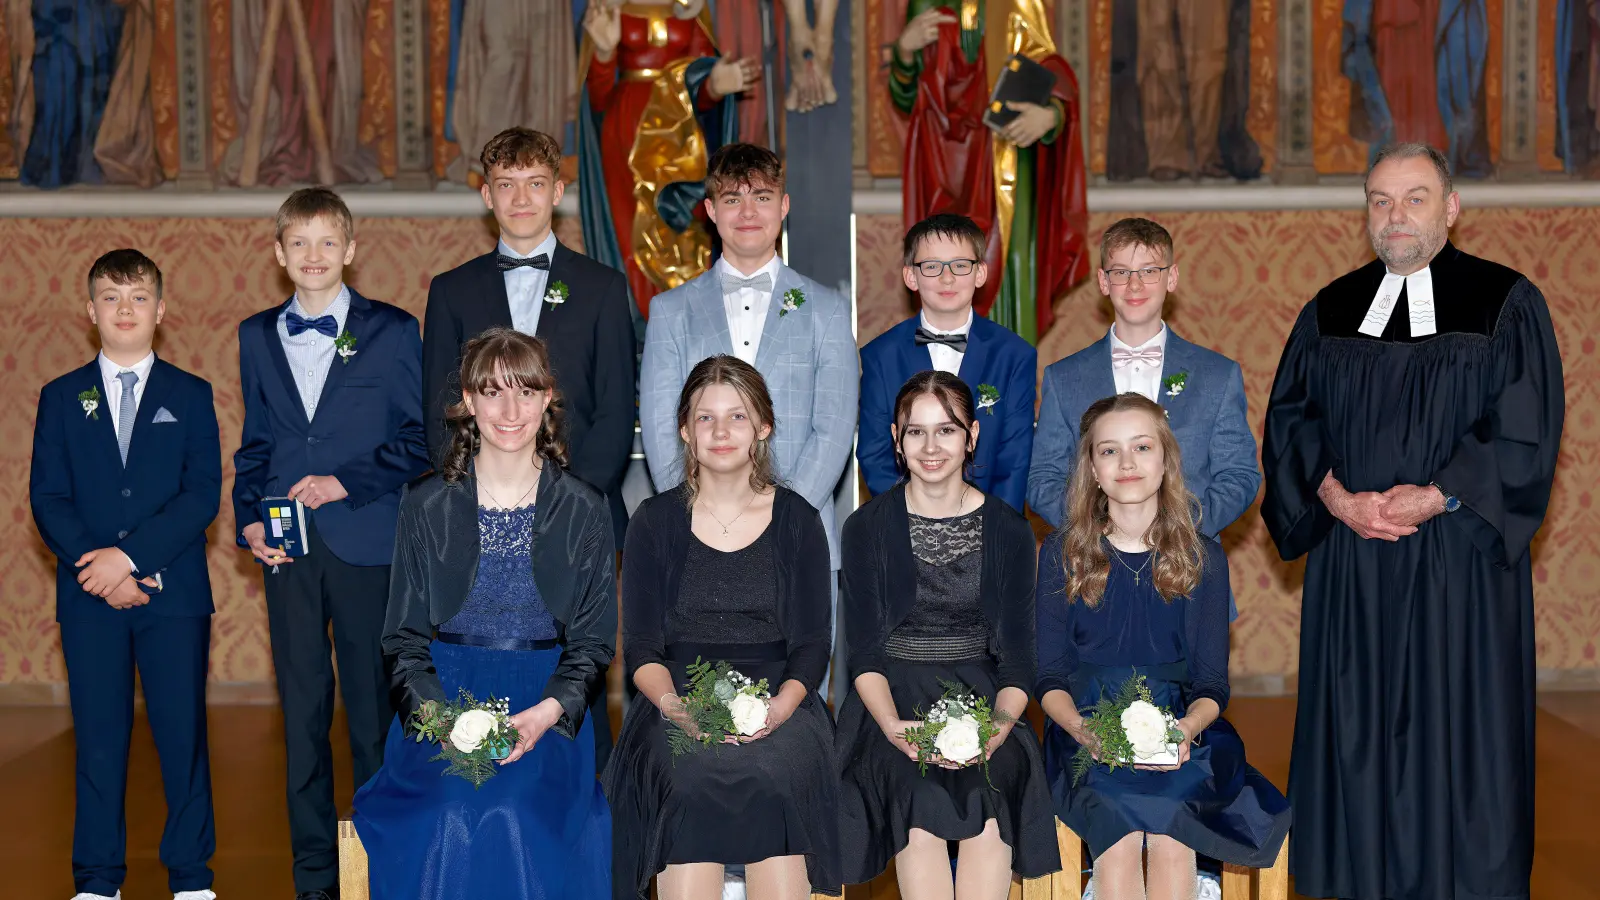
[439,327,567,483]
[891,370,979,483]
[1062,393,1203,607]
[676,355,778,504]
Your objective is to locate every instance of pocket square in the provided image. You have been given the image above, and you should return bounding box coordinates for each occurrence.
[152,407,178,424]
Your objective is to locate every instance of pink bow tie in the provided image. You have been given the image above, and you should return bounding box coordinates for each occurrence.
[1111,346,1163,368]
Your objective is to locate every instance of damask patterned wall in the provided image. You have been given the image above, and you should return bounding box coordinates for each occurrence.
[0,208,1594,693]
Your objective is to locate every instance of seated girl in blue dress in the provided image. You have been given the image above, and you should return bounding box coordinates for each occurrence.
[1036,393,1288,900]
[353,327,615,899]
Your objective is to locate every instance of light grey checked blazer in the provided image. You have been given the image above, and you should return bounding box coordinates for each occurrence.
[639,262,858,568]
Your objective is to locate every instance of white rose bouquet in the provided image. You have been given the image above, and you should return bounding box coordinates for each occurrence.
[900,680,1016,787]
[408,689,516,788]
[665,658,772,756]
[1070,672,1187,786]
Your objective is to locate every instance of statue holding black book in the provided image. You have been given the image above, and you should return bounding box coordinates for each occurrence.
[889,0,1089,344]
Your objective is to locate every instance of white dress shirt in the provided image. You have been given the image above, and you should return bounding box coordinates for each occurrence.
[98,349,157,575]
[1109,322,1168,402]
[501,231,559,337]
[718,255,782,365]
[919,310,973,376]
[276,285,351,419]
[1359,266,1437,338]
[98,350,157,443]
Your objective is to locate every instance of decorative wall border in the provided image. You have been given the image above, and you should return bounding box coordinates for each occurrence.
[174,0,211,183]
[1502,0,1540,173]
[1057,0,1091,159]
[1277,0,1315,179]
[393,0,430,182]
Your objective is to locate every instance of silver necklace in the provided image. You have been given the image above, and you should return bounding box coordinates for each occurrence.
[906,482,971,519]
[1108,545,1151,587]
[479,473,539,511]
[699,489,759,535]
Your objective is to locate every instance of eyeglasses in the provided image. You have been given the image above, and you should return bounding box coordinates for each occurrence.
[1103,265,1172,285]
[912,258,978,278]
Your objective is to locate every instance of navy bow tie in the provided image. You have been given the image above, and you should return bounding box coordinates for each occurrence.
[914,327,968,353]
[286,312,339,338]
[496,252,551,272]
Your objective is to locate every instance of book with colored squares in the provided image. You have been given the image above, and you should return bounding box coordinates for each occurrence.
[260,498,309,558]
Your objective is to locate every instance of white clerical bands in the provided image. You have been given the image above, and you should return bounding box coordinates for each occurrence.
[1359,268,1437,338]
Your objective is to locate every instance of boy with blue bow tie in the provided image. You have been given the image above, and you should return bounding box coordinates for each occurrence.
[857,213,1038,513]
[31,249,222,900]
[233,188,429,900]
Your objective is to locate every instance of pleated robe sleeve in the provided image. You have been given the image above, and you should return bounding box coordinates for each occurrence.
[1430,280,1565,568]
[1262,301,1343,561]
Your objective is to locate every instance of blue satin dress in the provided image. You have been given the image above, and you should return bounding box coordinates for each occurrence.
[353,504,611,899]
[1035,533,1289,867]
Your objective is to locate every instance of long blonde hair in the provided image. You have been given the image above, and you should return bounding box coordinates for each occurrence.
[1063,393,1204,607]
[675,355,778,505]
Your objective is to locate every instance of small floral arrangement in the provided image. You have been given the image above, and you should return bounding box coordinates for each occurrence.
[545,280,570,306]
[900,680,1015,787]
[665,658,772,756]
[1070,672,1186,786]
[976,383,1000,414]
[334,329,358,364]
[1162,371,1188,398]
[779,287,805,317]
[409,689,516,788]
[79,385,101,420]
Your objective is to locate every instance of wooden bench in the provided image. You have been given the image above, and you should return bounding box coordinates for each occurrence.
[341,818,1287,899]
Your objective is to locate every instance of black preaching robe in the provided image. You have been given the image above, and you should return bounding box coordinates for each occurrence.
[1262,242,1563,900]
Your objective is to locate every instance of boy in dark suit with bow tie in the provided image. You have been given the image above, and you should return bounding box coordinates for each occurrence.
[233,188,429,900]
[857,213,1038,513]
[31,249,222,900]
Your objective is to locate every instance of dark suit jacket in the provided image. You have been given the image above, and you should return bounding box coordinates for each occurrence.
[621,485,833,693]
[384,463,618,738]
[840,485,1037,694]
[232,289,430,567]
[422,244,636,542]
[31,357,222,620]
[858,315,1037,513]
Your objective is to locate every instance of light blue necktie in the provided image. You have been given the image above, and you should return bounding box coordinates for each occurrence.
[116,370,138,465]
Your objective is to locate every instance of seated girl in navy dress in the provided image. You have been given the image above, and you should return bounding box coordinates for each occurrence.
[605,355,840,900]
[1035,393,1288,900]
[353,327,615,899]
[835,371,1059,896]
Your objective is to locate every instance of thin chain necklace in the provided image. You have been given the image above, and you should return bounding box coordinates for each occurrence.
[699,489,759,535]
[479,469,540,511]
[905,482,971,519]
[1108,544,1151,587]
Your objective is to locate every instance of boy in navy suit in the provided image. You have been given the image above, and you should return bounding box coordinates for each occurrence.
[858,213,1037,513]
[31,249,222,900]
[233,189,429,900]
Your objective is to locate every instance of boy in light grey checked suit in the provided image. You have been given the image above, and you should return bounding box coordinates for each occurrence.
[638,143,858,695]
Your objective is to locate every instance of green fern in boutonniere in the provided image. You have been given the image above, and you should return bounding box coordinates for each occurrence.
[1162,371,1188,398]
[779,287,805,317]
[334,329,358,364]
[976,383,1000,414]
[78,386,101,420]
[545,280,569,306]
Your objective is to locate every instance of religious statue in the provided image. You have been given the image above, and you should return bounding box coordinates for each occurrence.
[890,0,1088,345]
[577,0,760,322]
[709,0,841,147]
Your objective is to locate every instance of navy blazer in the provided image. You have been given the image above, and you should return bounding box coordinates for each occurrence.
[858,315,1037,513]
[31,357,222,620]
[1027,328,1261,536]
[232,289,430,567]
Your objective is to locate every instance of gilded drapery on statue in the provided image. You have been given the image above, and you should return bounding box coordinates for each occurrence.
[577,1,738,324]
[890,0,1088,345]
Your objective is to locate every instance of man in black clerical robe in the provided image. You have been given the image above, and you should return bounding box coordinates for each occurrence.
[1263,142,1564,900]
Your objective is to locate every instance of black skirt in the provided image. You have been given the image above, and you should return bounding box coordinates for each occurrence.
[835,657,1060,882]
[602,641,841,899]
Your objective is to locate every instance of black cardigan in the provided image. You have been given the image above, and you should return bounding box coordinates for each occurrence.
[621,484,833,692]
[383,463,617,738]
[841,484,1039,695]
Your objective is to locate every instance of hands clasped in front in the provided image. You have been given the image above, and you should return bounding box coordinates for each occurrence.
[880,717,1015,770]
[1319,471,1446,541]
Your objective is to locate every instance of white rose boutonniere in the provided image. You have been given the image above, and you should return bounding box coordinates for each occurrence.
[334,329,358,364]
[976,383,1000,414]
[779,287,805,317]
[545,280,569,306]
[79,386,101,420]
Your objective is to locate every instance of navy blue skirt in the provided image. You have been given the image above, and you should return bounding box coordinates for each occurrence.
[1045,664,1289,868]
[352,640,611,899]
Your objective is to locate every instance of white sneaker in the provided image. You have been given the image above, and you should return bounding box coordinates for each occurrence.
[70,893,120,900]
[174,892,216,900]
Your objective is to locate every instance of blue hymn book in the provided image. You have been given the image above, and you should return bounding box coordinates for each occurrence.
[260,498,310,557]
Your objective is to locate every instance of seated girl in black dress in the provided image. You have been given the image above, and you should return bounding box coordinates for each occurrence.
[604,354,841,900]
[1036,393,1288,900]
[353,327,615,899]
[836,371,1059,898]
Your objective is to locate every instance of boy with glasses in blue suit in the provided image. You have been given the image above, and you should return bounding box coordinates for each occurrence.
[31,249,222,900]
[858,213,1037,513]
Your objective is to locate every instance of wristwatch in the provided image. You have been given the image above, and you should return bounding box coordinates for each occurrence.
[1430,482,1460,514]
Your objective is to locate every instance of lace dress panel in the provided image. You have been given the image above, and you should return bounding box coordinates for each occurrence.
[438,504,557,641]
[885,509,990,663]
